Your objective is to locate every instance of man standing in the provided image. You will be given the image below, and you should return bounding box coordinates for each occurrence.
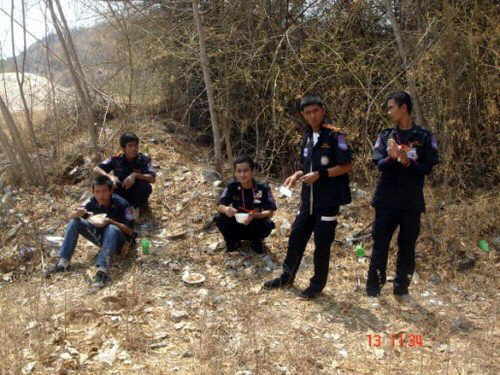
[95,132,156,217]
[264,94,353,299]
[45,176,135,288]
[366,91,439,300]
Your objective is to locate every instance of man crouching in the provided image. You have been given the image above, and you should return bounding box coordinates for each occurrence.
[44,175,135,288]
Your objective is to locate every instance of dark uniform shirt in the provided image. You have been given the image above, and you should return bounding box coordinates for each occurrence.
[82,194,134,229]
[299,126,352,214]
[219,180,277,213]
[98,153,156,182]
[372,124,439,212]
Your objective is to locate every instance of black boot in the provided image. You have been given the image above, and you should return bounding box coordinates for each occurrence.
[299,286,321,299]
[225,240,241,252]
[92,270,111,289]
[250,240,265,254]
[263,273,293,289]
[366,269,385,297]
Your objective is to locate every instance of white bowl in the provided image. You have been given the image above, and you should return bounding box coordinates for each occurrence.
[279,185,293,198]
[88,213,108,227]
[182,272,206,285]
[235,213,249,224]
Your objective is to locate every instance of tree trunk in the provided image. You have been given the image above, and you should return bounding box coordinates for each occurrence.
[10,0,38,147]
[53,0,91,103]
[0,95,40,184]
[192,0,223,173]
[0,124,20,173]
[384,0,425,125]
[46,0,98,158]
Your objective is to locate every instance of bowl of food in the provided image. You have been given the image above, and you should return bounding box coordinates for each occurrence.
[88,213,108,227]
[279,185,293,198]
[235,213,249,224]
[182,272,206,285]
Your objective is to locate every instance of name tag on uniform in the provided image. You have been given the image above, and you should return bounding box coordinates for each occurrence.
[320,143,331,149]
[303,148,309,157]
[254,199,261,204]
[321,156,329,166]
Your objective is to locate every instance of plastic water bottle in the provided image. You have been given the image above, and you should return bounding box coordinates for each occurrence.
[141,239,151,255]
[478,240,490,252]
[355,244,365,257]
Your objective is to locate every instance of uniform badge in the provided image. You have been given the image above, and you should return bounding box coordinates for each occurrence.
[255,191,263,199]
[320,143,331,149]
[407,148,418,161]
[321,156,329,166]
[303,148,309,157]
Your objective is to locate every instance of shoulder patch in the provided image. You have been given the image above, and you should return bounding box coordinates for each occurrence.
[337,134,348,151]
[322,123,342,132]
[220,187,229,199]
[431,135,438,149]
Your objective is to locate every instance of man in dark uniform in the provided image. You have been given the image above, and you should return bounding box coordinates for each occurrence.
[263,94,353,299]
[366,91,439,300]
[95,132,156,216]
[215,155,277,254]
[45,175,135,288]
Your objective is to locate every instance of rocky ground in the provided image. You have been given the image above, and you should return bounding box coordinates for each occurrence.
[0,120,498,374]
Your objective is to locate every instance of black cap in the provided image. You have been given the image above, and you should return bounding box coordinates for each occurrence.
[299,94,324,111]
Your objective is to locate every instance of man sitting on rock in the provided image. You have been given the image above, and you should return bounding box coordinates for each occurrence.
[44,175,135,288]
[94,132,156,218]
[215,155,277,254]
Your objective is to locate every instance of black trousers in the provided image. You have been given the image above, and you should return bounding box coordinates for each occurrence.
[282,207,339,292]
[215,214,275,243]
[367,208,421,295]
[115,180,152,208]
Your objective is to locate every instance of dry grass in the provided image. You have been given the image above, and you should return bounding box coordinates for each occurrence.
[0,119,498,375]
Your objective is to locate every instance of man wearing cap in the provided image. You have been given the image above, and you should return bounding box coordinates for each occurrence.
[263,94,353,299]
[366,91,439,301]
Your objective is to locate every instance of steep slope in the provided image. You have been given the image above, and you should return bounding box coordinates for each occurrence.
[0,119,498,374]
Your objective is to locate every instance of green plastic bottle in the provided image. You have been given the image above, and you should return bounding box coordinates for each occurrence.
[141,239,151,255]
[478,240,490,252]
[355,244,365,257]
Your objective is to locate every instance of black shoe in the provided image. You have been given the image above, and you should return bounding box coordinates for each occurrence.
[394,293,412,304]
[226,240,241,252]
[393,282,409,296]
[44,263,69,278]
[394,289,409,298]
[250,240,265,254]
[263,274,292,289]
[92,270,111,289]
[299,286,321,299]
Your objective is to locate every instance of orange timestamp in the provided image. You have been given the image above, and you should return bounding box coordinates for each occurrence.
[367,333,424,347]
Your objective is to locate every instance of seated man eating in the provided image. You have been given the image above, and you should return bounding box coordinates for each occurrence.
[94,132,156,218]
[215,155,277,254]
[45,175,135,288]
